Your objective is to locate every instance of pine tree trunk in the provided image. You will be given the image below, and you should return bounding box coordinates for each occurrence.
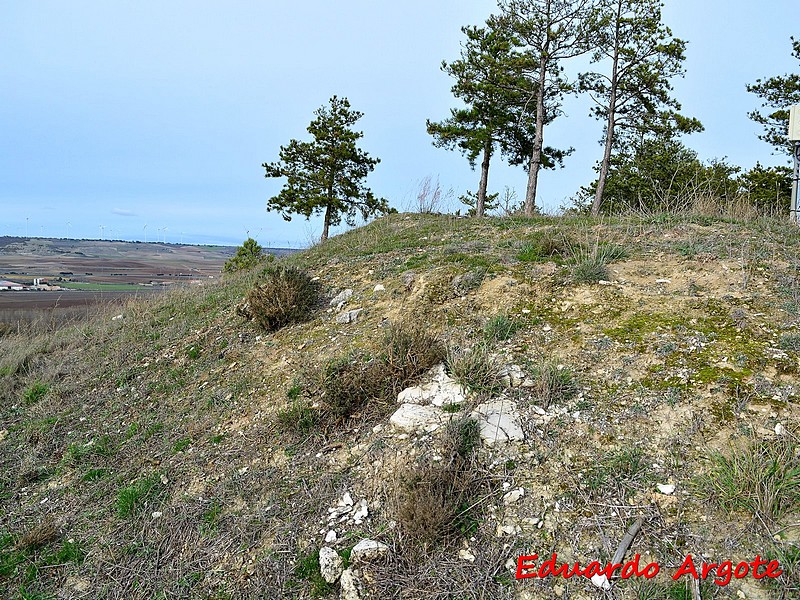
[592,0,622,217]
[524,60,548,217]
[322,205,332,241]
[476,137,492,217]
[593,114,616,216]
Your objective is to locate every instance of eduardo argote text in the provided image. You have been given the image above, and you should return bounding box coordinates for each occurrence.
[516,552,783,586]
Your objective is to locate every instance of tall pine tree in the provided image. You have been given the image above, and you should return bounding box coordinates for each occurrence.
[427,22,524,217]
[498,0,600,216]
[581,0,701,215]
[263,96,386,241]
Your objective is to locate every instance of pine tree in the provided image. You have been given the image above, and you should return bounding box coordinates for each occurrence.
[426,22,523,217]
[263,96,387,241]
[580,0,702,215]
[747,38,800,157]
[497,0,600,216]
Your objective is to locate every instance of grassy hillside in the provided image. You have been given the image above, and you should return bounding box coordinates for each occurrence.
[1,213,799,600]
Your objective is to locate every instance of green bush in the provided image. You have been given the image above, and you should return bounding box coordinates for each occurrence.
[243,265,320,331]
[223,238,270,273]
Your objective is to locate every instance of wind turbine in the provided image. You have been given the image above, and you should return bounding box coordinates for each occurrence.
[67,221,72,239]
[99,225,105,240]
[143,224,148,243]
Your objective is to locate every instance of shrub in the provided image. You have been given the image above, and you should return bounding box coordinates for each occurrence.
[244,265,320,331]
[394,418,484,553]
[223,238,270,273]
[290,322,445,430]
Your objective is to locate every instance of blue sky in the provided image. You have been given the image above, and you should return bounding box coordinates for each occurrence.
[1,1,797,247]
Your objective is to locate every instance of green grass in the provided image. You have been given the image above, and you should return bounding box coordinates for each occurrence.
[698,436,800,521]
[483,314,521,342]
[22,382,49,404]
[116,473,164,518]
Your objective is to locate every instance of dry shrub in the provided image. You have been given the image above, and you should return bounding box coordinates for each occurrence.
[16,519,59,551]
[393,417,484,555]
[300,322,445,428]
[242,265,320,331]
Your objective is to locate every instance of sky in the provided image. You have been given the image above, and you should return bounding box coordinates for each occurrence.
[1,1,798,247]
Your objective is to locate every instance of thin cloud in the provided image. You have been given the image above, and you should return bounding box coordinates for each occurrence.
[112,208,137,217]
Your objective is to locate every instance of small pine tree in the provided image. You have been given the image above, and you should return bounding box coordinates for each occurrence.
[224,238,268,273]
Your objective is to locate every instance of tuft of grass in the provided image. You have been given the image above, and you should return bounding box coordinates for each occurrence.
[172,437,191,453]
[568,241,627,283]
[483,314,520,342]
[698,436,800,521]
[116,473,164,518]
[446,344,503,397]
[240,265,320,332]
[22,381,49,405]
[528,361,578,409]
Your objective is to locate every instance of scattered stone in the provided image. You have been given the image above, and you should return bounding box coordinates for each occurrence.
[591,573,612,590]
[389,403,446,433]
[336,308,362,324]
[325,530,337,543]
[373,284,385,292]
[112,314,124,321]
[330,289,353,308]
[397,364,467,406]
[503,488,525,505]
[657,484,675,495]
[775,423,786,436]
[352,499,369,522]
[471,399,524,446]
[458,547,476,562]
[319,546,343,584]
[498,364,534,388]
[350,539,389,564]
[341,492,354,507]
[340,568,362,600]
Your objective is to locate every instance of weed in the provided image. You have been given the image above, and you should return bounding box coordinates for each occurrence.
[290,549,335,597]
[173,438,191,453]
[584,446,653,502]
[22,382,49,405]
[528,361,578,409]
[241,265,320,332]
[483,314,520,342]
[446,344,503,397]
[277,400,319,435]
[698,436,800,521]
[201,500,223,534]
[116,473,164,518]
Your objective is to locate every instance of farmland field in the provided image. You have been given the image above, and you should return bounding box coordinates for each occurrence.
[0,236,292,332]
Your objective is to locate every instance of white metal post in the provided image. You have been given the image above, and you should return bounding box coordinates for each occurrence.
[790,105,800,223]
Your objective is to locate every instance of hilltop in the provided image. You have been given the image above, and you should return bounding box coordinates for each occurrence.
[0,213,799,600]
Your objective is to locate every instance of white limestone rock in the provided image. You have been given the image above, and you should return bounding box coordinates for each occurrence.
[389,403,445,433]
[350,539,389,564]
[318,546,343,584]
[471,399,525,446]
